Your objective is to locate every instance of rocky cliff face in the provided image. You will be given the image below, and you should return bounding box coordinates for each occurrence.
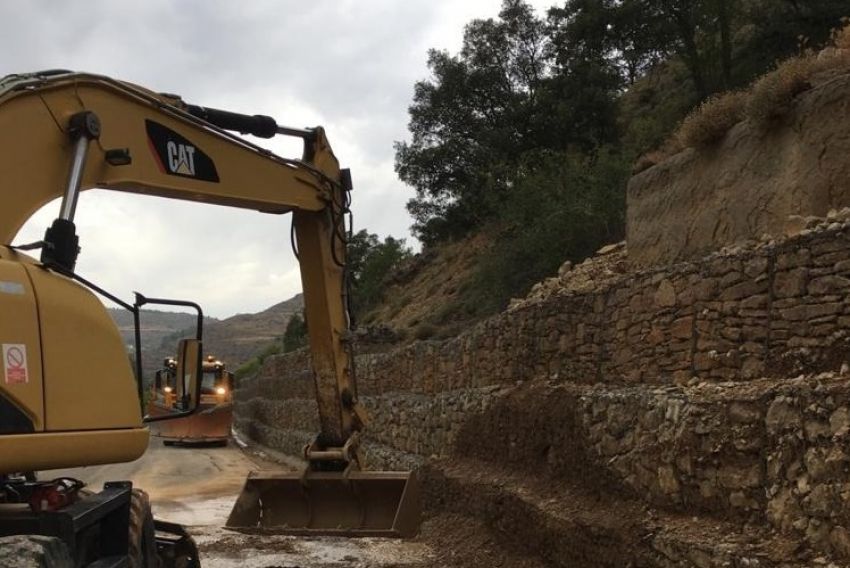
[627,68,850,267]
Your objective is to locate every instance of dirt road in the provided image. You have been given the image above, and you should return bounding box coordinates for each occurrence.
[44,437,432,567]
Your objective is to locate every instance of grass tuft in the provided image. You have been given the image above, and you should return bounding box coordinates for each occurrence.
[676,91,747,148]
[746,56,819,123]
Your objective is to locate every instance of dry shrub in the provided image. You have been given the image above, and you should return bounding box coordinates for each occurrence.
[675,90,747,148]
[632,152,660,174]
[746,56,815,123]
[413,323,436,340]
[632,143,683,173]
[746,48,850,124]
[654,23,850,154]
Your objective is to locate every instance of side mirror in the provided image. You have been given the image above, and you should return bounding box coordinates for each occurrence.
[175,338,202,412]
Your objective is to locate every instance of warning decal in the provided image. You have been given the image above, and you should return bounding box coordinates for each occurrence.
[3,344,28,385]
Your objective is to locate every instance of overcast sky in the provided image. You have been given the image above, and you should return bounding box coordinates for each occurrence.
[6,0,552,318]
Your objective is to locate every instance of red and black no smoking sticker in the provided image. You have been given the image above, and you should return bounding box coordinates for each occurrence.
[3,344,28,385]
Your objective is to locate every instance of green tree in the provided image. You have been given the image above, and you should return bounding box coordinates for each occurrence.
[347,230,412,319]
[732,1,849,82]
[470,148,629,312]
[543,0,624,149]
[282,313,308,353]
[611,0,847,100]
[395,0,550,244]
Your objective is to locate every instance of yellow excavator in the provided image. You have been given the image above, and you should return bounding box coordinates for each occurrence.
[147,355,234,446]
[0,70,419,567]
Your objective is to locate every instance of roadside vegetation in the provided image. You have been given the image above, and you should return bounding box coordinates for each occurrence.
[241,2,850,361]
[676,22,850,150]
[389,0,848,323]
[346,230,413,322]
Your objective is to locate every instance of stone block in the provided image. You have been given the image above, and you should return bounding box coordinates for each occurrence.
[718,463,762,489]
[670,316,693,340]
[654,279,677,308]
[774,268,809,298]
[719,280,762,301]
[766,398,802,433]
[809,274,850,296]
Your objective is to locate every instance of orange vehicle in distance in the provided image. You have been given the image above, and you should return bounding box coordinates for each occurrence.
[148,355,234,446]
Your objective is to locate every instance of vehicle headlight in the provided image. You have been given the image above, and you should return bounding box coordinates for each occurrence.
[163,386,172,393]
[216,387,226,395]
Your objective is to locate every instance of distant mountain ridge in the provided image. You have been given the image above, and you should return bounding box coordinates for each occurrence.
[200,294,304,367]
[108,293,303,379]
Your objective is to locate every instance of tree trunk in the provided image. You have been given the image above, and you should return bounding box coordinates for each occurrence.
[718,0,732,89]
[670,5,708,99]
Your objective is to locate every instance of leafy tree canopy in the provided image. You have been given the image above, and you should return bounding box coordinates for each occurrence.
[347,230,413,319]
[396,0,848,247]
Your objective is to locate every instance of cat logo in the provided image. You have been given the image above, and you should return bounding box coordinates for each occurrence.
[145,120,220,183]
[167,141,196,176]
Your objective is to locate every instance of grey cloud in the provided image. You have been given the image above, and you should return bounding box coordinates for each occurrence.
[3,0,550,317]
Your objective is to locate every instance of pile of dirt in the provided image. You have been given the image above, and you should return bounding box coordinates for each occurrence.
[416,513,549,568]
[418,435,808,567]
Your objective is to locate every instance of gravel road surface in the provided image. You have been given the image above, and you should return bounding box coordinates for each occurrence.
[44,436,432,567]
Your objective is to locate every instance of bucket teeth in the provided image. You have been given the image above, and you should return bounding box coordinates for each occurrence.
[226,470,421,538]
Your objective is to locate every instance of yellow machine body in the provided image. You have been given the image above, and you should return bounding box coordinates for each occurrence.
[0,71,419,536]
[0,246,148,473]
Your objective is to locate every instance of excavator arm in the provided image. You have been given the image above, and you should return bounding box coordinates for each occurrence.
[0,71,418,537]
[0,70,361,453]
[0,71,420,536]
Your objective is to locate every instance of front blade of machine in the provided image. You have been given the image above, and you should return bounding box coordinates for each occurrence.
[148,402,233,443]
[225,470,420,537]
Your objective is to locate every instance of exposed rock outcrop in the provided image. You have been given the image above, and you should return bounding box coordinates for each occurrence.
[627,68,850,267]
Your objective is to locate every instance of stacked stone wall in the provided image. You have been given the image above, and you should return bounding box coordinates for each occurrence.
[240,222,850,402]
[234,218,850,559]
[563,375,850,557]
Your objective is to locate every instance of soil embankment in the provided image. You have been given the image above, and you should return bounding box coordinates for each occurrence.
[627,67,850,267]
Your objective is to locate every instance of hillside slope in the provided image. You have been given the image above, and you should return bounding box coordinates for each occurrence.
[108,294,303,379]
[361,232,492,341]
[201,294,303,366]
[109,308,218,378]
[629,52,850,267]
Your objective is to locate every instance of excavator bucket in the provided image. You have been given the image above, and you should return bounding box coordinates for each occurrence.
[226,470,420,537]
